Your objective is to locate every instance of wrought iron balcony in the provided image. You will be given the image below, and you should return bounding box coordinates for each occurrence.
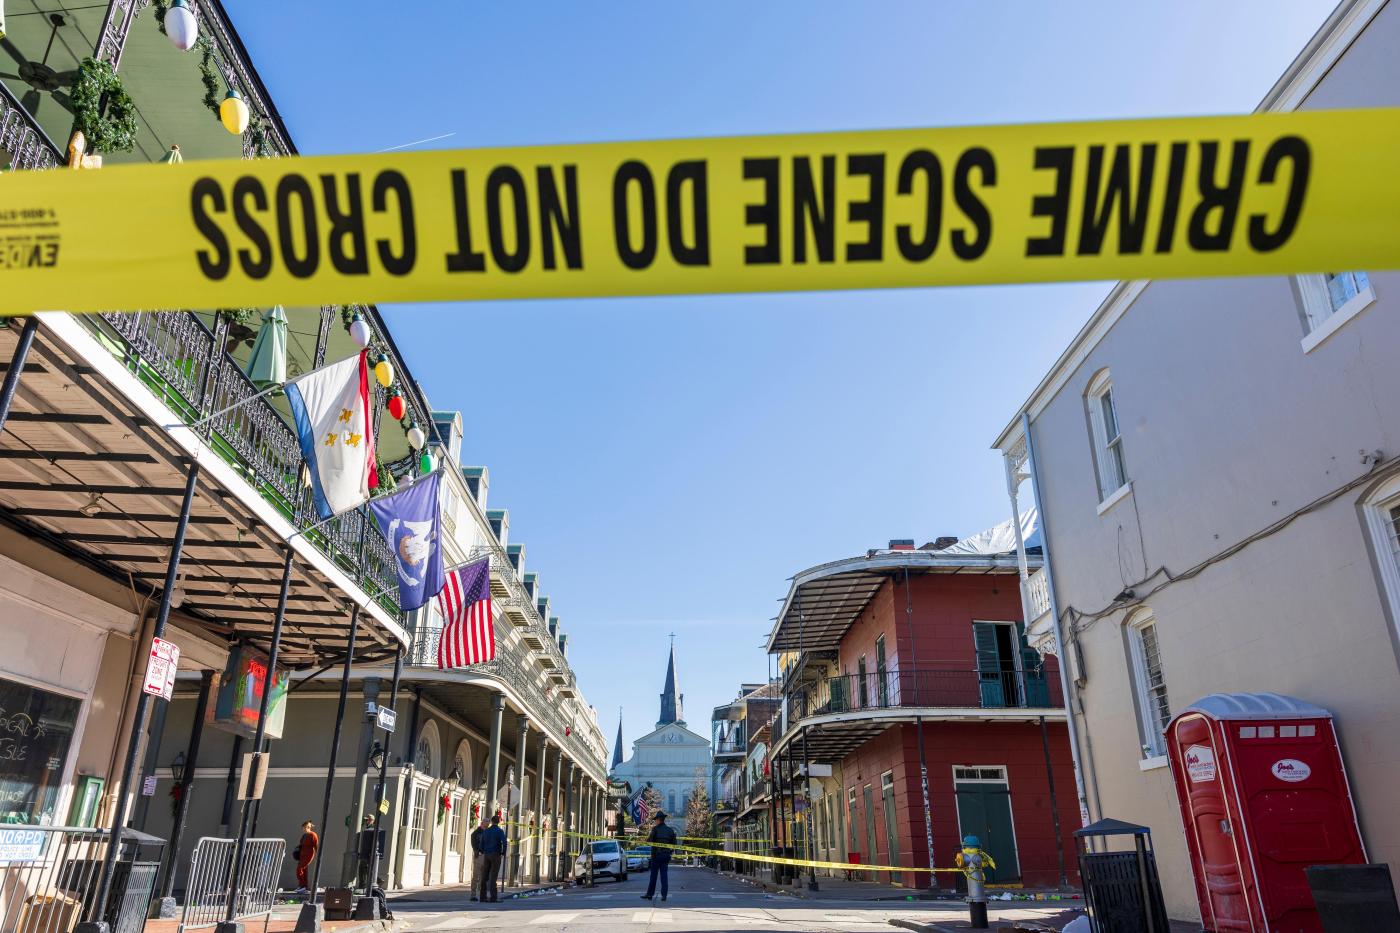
[0,80,62,170]
[713,739,747,757]
[784,668,1065,729]
[79,309,400,612]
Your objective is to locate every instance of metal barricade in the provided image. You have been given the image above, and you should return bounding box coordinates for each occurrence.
[0,825,166,933]
[179,837,286,933]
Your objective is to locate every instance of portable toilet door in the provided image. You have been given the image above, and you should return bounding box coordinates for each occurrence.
[1166,693,1367,933]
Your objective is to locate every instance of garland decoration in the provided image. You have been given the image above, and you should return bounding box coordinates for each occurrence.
[153,0,170,34]
[195,36,221,118]
[69,58,139,153]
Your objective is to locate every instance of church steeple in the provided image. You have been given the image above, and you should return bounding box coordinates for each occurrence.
[611,712,624,770]
[658,635,684,727]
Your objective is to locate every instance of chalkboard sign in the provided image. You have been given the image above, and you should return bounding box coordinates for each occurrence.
[0,677,82,824]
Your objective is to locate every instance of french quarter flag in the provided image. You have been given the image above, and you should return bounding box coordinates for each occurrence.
[435,556,494,669]
[286,352,378,520]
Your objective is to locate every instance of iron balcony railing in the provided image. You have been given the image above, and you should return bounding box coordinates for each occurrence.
[784,668,1065,728]
[713,739,747,756]
[408,623,602,774]
[0,81,63,170]
[78,309,401,611]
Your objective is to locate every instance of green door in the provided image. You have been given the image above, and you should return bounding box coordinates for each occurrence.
[879,772,900,868]
[974,623,1007,707]
[1017,622,1051,707]
[863,785,877,871]
[954,777,1020,883]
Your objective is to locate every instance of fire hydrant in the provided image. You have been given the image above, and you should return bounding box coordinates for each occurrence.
[956,834,996,929]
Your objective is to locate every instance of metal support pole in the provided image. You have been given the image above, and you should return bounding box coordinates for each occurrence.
[217,546,294,933]
[533,740,550,882]
[295,607,359,933]
[220,736,244,835]
[157,669,214,914]
[903,568,938,891]
[135,689,171,833]
[485,694,505,818]
[801,727,818,891]
[356,647,402,920]
[77,462,200,933]
[509,716,529,886]
[341,678,380,885]
[0,316,40,436]
[549,755,563,881]
[1039,714,1068,888]
[562,764,576,881]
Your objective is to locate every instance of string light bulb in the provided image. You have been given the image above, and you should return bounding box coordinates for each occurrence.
[220,89,250,135]
[165,0,199,50]
[406,422,426,450]
[373,355,394,388]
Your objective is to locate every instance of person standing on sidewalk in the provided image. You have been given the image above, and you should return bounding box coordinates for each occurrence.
[641,812,677,902]
[293,820,318,894]
[477,814,508,903]
[469,817,489,901]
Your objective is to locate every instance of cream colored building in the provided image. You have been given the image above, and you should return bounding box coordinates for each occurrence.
[993,0,1400,920]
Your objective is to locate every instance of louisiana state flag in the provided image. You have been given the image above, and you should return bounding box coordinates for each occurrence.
[286,352,378,519]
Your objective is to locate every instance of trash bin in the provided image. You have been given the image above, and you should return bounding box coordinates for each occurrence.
[1075,818,1170,933]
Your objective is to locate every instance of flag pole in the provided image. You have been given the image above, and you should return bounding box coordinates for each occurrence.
[165,351,365,431]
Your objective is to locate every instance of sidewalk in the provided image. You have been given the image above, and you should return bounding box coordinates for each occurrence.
[142,906,401,933]
[716,868,1082,904]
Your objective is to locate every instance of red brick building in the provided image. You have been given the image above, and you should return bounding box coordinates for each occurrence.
[764,538,1081,890]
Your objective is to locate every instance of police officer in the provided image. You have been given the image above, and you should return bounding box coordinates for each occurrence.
[640,811,678,901]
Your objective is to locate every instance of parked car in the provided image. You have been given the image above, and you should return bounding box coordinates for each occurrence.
[574,839,627,883]
[626,845,652,871]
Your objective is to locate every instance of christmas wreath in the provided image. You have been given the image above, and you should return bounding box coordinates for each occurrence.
[437,793,452,824]
[69,57,139,153]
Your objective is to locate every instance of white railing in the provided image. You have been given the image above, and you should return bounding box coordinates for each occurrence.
[1026,568,1051,621]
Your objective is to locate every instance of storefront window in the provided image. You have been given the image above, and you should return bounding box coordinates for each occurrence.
[0,677,82,824]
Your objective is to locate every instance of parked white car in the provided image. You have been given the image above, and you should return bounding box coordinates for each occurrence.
[574,839,627,883]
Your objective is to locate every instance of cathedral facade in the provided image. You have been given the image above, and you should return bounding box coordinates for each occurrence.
[610,644,712,836]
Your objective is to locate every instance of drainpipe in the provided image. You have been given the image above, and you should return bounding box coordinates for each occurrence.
[1019,411,1100,829]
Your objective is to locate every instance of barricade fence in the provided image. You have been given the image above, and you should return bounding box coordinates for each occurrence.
[179,837,285,933]
[0,825,164,933]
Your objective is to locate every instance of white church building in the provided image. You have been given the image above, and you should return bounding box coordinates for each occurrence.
[611,643,712,835]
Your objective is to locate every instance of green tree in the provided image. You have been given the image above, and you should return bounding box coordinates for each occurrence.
[684,771,713,839]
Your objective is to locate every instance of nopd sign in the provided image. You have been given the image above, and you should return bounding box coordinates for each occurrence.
[1,109,1397,314]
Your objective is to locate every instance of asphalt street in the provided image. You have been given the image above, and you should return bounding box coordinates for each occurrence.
[386,866,1078,932]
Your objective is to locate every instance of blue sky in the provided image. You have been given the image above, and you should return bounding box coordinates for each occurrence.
[233,1,1335,753]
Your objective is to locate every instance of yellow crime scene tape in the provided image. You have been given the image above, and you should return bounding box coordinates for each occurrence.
[503,821,966,875]
[1,109,1397,315]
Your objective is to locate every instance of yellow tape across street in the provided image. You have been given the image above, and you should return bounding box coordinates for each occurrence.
[504,821,966,875]
[2,109,1397,314]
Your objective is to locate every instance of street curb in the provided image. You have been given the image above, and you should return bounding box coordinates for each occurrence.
[888,920,959,933]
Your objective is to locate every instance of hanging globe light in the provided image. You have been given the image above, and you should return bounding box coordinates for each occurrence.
[373,355,394,388]
[220,89,250,135]
[420,451,436,474]
[348,311,372,348]
[386,389,406,421]
[166,0,199,51]
[406,422,426,450]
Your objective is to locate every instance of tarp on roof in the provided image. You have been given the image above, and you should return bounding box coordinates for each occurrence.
[937,508,1040,555]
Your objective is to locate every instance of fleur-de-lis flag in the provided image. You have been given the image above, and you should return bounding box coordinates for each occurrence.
[286,351,378,519]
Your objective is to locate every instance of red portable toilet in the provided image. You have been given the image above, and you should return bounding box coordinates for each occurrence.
[1166,693,1367,933]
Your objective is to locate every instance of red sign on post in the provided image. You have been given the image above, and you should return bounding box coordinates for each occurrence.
[142,637,180,701]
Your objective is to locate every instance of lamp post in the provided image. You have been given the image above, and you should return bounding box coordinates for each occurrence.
[170,753,187,787]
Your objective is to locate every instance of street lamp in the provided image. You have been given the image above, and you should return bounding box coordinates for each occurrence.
[170,751,187,785]
[447,766,462,793]
[368,741,385,772]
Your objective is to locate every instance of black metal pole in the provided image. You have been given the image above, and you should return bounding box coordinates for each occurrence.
[311,606,359,901]
[78,461,200,933]
[158,670,215,907]
[220,736,244,834]
[903,568,937,890]
[219,547,294,930]
[1039,714,1068,888]
[0,316,40,436]
[800,726,818,890]
[361,646,402,915]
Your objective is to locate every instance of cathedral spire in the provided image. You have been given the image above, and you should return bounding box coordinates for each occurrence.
[611,710,624,770]
[658,635,684,727]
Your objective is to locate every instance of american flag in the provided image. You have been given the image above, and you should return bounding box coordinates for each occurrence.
[435,556,493,669]
[630,790,651,826]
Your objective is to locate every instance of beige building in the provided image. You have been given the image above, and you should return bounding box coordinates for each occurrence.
[993,0,1400,921]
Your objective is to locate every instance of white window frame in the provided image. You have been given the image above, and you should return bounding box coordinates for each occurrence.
[1363,474,1400,640]
[1297,272,1376,353]
[1085,370,1129,506]
[1126,611,1170,760]
[409,783,431,852]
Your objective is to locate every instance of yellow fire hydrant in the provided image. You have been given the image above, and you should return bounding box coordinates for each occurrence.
[956,835,997,929]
